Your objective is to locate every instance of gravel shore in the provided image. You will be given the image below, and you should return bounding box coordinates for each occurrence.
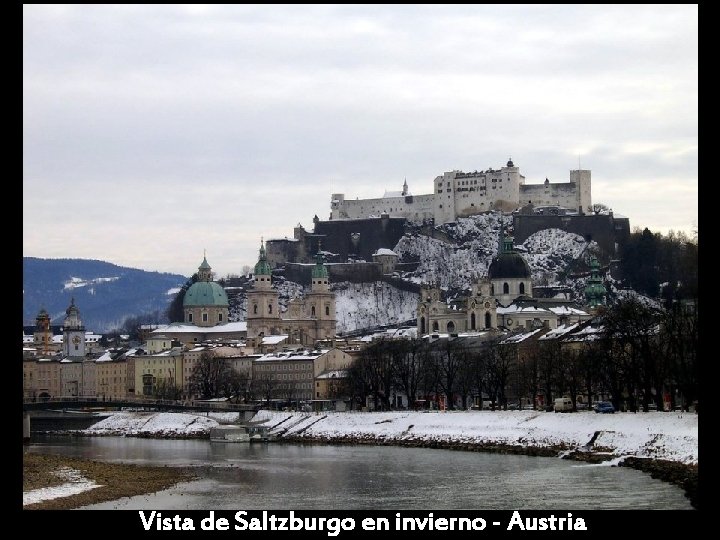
[23,452,194,510]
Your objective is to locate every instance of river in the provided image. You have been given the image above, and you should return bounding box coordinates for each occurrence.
[27,435,692,510]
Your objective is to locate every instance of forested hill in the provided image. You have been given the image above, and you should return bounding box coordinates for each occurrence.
[23,257,187,333]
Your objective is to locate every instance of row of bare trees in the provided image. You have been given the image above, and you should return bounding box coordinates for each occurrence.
[346,335,515,411]
[346,297,698,412]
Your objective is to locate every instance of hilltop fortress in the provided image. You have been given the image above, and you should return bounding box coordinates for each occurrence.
[331,159,592,225]
[267,159,628,273]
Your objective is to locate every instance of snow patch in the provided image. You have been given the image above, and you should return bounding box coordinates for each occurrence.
[63,276,119,291]
[23,466,102,506]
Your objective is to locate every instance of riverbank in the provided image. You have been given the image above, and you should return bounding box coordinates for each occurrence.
[23,452,194,509]
[64,409,698,508]
[259,409,699,509]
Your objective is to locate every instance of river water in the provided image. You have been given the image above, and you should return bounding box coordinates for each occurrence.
[27,435,692,510]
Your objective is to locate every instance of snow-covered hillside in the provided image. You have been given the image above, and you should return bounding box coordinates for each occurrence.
[393,213,598,300]
[334,281,418,333]
[225,214,615,334]
[394,213,511,290]
[518,228,598,285]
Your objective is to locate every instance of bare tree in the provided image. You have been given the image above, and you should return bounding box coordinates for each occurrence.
[188,351,231,399]
[256,372,278,406]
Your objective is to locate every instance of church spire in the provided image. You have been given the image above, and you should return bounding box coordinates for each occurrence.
[198,252,212,282]
[254,237,272,276]
[584,256,606,308]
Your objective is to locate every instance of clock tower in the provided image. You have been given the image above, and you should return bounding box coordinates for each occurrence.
[63,298,86,358]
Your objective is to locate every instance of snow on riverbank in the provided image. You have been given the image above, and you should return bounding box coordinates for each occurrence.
[81,409,697,465]
[254,410,698,465]
[85,411,229,437]
[23,467,102,506]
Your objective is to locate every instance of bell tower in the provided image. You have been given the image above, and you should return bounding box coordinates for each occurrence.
[62,298,86,358]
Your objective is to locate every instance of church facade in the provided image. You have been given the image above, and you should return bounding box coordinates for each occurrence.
[247,240,337,346]
[417,234,598,335]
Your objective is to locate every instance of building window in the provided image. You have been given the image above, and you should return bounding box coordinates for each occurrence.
[254,305,258,314]
[503,282,509,294]
[470,313,476,330]
[269,304,273,314]
[202,313,208,322]
[485,312,492,329]
[432,321,439,332]
[188,313,193,323]
[311,306,316,317]
[519,283,525,295]
[325,306,330,316]
[218,313,223,322]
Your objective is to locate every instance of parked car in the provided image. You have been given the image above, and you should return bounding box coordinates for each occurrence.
[594,401,615,414]
[554,397,574,412]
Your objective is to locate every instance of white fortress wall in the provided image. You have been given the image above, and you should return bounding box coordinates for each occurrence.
[331,164,591,224]
[331,192,434,222]
[520,182,580,210]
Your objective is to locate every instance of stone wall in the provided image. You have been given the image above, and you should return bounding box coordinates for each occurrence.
[513,213,630,256]
[284,262,383,286]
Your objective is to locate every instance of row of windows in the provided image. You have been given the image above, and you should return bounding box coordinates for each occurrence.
[276,383,312,390]
[258,363,312,371]
[270,373,313,380]
[187,312,224,323]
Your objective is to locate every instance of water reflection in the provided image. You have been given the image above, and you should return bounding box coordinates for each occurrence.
[27,436,692,510]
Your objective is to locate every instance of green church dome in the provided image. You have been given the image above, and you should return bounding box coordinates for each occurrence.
[254,239,272,276]
[311,251,328,279]
[183,281,229,307]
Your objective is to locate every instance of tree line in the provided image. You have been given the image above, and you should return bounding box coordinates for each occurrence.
[346,297,698,413]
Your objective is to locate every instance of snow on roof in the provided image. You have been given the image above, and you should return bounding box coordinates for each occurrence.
[563,324,605,342]
[501,328,543,344]
[538,323,580,340]
[261,335,288,345]
[23,335,34,343]
[255,348,329,362]
[383,190,403,198]
[152,322,248,334]
[96,351,113,362]
[497,304,550,315]
[373,248,398,257]
[547,306,589,316]
[52,335,64,343]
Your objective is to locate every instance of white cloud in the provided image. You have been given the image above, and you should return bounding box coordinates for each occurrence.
[23,5,698,276]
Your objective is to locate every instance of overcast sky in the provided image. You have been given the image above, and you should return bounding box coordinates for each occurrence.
[23,5,697,278]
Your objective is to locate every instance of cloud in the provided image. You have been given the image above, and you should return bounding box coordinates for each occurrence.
[23,5,697,276]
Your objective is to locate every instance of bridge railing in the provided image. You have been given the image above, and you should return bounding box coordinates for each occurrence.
[22,396,259,411]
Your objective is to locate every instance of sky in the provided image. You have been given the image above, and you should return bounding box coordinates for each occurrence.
[23,5,698,278]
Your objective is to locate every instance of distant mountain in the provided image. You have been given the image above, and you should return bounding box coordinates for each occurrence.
[23,258,187,333]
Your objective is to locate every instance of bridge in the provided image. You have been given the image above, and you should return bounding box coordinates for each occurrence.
[22,398,261,442]
[23,397,261,413]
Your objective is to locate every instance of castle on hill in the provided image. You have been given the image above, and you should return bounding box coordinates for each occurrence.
[330,159,592,225]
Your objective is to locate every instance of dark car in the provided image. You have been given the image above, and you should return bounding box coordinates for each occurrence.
[594,401,615,414]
